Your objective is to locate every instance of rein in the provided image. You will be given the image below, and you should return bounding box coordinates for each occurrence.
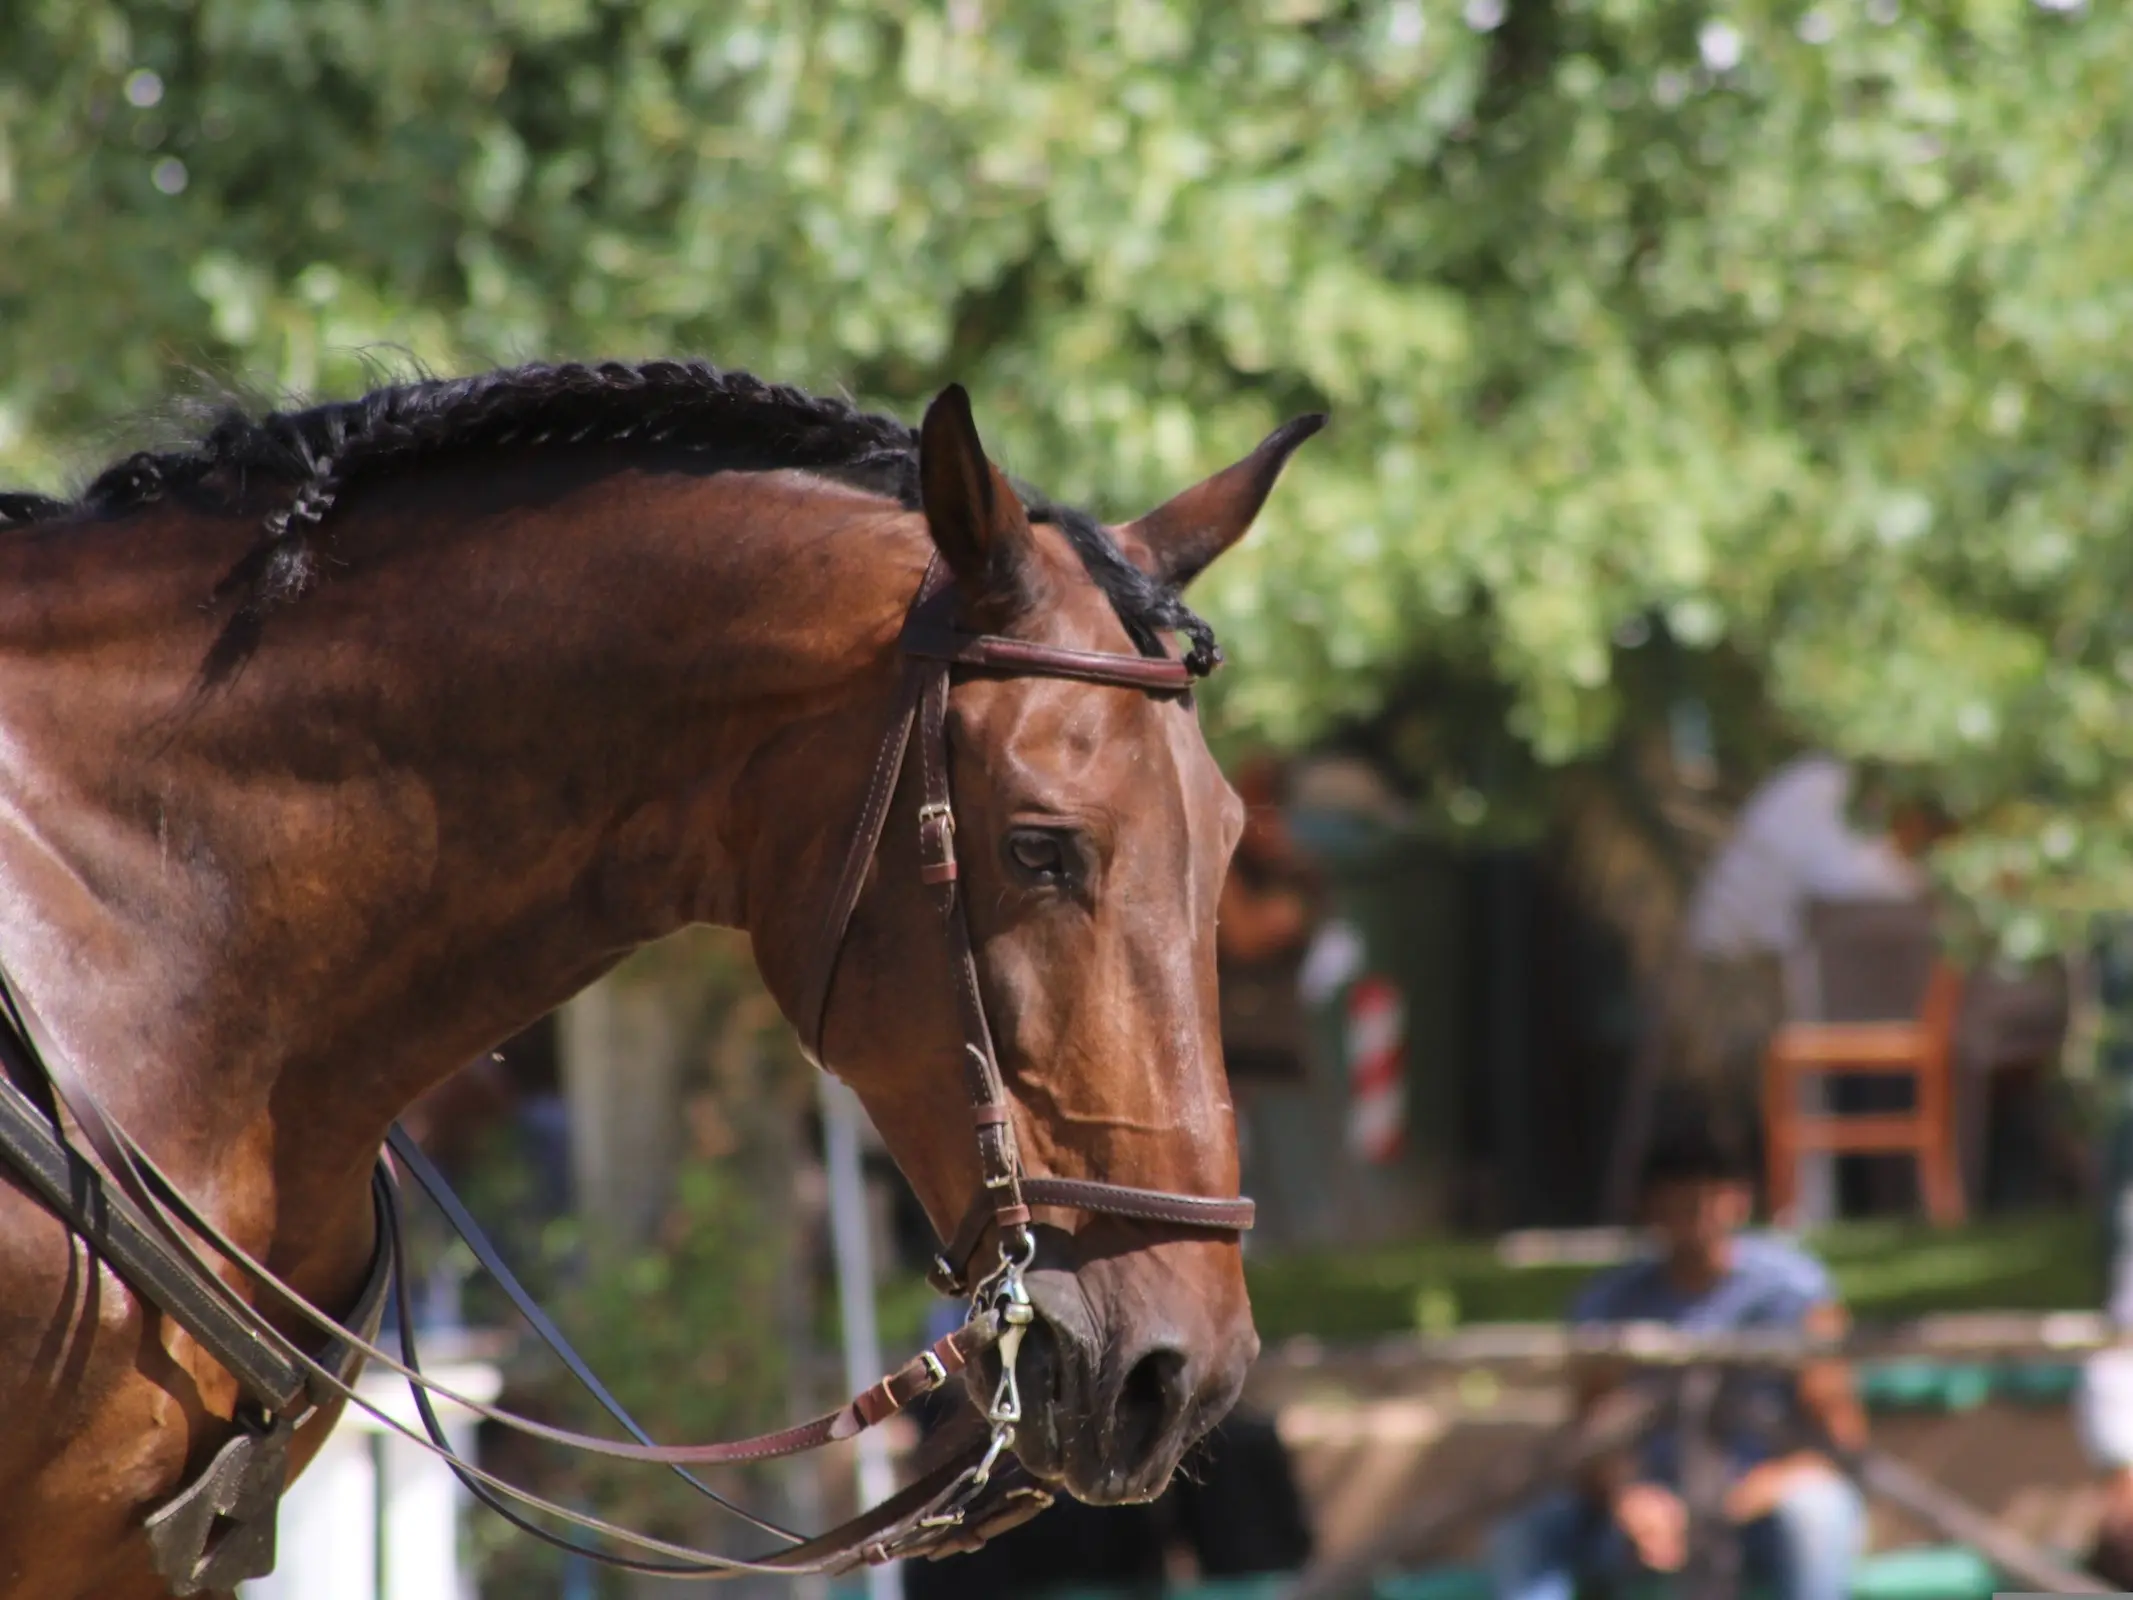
[0,557,1254,1590]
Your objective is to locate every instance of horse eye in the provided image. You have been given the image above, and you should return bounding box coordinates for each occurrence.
[1006,829,1071,884]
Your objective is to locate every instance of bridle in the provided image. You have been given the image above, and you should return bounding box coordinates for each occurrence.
[0,555,1255,1590]
[800,556,1257,1297]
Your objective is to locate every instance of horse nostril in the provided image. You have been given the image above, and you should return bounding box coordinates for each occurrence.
[1111,1346,1190,1475]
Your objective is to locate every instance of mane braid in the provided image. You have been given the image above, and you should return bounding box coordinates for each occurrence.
[0,492,70,526]
[6,359,1219,674]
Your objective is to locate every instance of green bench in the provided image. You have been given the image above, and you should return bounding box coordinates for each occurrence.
[1855,1359,2079,1411]
[1372,1545,2002,1600]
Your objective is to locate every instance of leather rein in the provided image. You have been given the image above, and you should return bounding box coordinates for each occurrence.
[0,556,1254,1590]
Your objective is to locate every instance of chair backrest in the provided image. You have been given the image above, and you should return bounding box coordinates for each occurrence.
[1959,959,2069,1071]
[1798,897,1941,1024]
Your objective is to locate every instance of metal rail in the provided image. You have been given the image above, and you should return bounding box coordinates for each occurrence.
[1263,1312,2123,1374]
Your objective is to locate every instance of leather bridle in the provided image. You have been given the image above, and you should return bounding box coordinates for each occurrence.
[799,556,1256,1295]
[0,554,1255,1589]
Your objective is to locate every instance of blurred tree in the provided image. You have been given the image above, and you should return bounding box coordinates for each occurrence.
[0,0,2124,951]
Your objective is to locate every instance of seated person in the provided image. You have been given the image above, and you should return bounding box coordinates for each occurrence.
[1489,1121,1867,1600]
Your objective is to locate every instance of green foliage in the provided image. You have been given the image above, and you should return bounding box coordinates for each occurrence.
[453,1132,790,1589]
[3,1,2129,945]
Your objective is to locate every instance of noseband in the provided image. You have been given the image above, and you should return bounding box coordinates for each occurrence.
[796,557,1256,1295]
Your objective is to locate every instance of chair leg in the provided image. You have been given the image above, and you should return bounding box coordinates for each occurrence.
[1916,1057,1966,1227]
[1920,1143,1965,1226]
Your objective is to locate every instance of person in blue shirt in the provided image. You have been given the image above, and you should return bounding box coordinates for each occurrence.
[1488,1119,1869,1600]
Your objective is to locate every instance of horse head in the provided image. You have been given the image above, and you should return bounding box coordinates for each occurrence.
[784,387,1320,1505]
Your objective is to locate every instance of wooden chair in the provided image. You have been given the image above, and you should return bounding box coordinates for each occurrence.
[1761,898,1966,1227]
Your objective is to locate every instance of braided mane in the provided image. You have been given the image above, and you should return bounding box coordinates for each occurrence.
[0,360,1218,673]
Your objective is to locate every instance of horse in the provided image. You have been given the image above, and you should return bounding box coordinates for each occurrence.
[0,361,1320,1599]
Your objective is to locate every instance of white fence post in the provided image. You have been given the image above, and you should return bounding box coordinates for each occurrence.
[240,1359,502,1600]
[819,1072,904,1600]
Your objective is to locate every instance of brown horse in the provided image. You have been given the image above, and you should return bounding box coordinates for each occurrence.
[0,363,1319,1599]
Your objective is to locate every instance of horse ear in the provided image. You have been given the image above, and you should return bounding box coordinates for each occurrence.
[918,384,1036,613]
[1119,414,1326,588]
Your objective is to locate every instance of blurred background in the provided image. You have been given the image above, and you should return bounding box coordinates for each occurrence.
[9,2,2133,1597]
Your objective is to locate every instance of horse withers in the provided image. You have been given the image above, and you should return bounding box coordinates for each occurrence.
[0,363,1318,1598]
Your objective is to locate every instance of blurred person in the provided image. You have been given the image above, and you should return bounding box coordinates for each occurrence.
[1489,1117,1868,1600]
[1217,753,1321,1084]
[2079,1233,2133,1586]
[1680,753,1929,1224]
[1687,755,1924,964]
[1215,753,1330,1238]
[2079,918,2133,1586]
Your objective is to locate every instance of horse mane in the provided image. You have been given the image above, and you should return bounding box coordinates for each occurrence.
[0,360,1218,674]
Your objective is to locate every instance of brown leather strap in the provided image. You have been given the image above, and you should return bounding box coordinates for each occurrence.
[0,971,999,1468]
[915,655,1037,1259]
[76,1101,997,1467]
[797,668,929,1058]
[795,558,995,1058]
[0,980,314,1417]
[5,1049,1015,1573]
[1017,1177,1257,1231]
[903,626,1197,691]
[933,1177,1259,1294]
[0,1055,312,1418]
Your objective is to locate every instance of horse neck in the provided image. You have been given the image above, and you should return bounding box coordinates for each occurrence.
[0,463,922,1279]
